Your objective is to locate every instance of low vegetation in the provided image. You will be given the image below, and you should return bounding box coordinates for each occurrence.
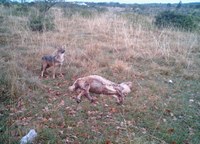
[0,1,200,144]
[155,11,199,31]
[29,14,55,32]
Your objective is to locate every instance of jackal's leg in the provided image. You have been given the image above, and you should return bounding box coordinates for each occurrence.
[52,65,56,79]
[41,63,47,77]
[41,69,44,77]
[59,64,63,77]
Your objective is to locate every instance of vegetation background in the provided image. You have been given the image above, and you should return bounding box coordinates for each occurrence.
[0,1,200,143]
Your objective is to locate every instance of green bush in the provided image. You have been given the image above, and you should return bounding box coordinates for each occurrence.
[29,14,55,32]
[0,0,11,7]
[155,11,198,31]
[29,15,43,31]
[14,4,29,16]
[122,13,153,30]
[63,7,94,18]
[63,5,107,19]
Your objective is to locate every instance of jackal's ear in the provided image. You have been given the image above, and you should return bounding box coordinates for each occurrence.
[59,45,66,50]
[56,46,62,50]
[55,45,62,50]
[56,46,65,53]
[124,82,132,88]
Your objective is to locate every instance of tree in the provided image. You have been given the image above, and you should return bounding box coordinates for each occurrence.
[0,0,11,6]
[29,0,60,32]
[176,1,182,9]
[167,3,171,8]
[34,0,58,14]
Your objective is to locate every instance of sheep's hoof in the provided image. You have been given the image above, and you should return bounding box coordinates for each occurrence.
[116,101,123,105]
[76,99,81,103]
[90,99,95,103]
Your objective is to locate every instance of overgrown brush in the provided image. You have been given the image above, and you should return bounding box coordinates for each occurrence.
[155,11,199,32]
[29,14,55,32]
[63,4,107,18]
[122,13,154,30]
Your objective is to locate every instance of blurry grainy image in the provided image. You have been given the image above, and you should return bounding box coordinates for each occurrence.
[1,0,199,143]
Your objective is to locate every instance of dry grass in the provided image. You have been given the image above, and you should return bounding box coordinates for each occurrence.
[1,6,200,144]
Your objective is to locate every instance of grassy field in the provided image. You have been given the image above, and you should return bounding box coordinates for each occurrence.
[0,4,200,144]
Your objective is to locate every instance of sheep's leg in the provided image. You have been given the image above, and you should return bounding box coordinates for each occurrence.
[76,91,85,103]
[84,93,94,103]
[112,95,121,104]
[83,84,94,103]
[116,90,125,105]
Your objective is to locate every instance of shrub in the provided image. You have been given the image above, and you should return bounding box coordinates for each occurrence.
[0,0,11,7]
[29,14,55,32]
[123,13,153,30]
[29,15,43,31]
[63,5,106,19]
[28,1,56,32]
[14,4,29,16]
[155,11,198,31]
[63,7,94,18]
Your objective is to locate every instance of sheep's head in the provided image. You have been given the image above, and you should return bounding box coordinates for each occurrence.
[68,85,75,91]
[119,82,132,96]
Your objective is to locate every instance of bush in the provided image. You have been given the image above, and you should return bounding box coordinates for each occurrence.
[155,11,198,31]
[123,13,153,30]
[29,14,55,32]
[14,4,29,16]
[0,0,11,7]
[63,6,94,18]
[63,5,107,19]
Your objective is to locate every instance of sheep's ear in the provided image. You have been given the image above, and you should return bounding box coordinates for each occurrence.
[68,85,75,91]
[124,82,132,88]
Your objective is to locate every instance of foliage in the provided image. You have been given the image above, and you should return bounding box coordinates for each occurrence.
[28,0,58,32]
[122,13,153,30]
[0,0,11,7]
[155,11,198,31]
[29,14,55,32]
[13,4,30,16]
[0,69,10,144]
[33,0,57,14]
[63,4,107,18]
[176,1,182,9]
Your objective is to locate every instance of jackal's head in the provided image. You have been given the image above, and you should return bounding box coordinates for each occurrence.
[57,47,65,54]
